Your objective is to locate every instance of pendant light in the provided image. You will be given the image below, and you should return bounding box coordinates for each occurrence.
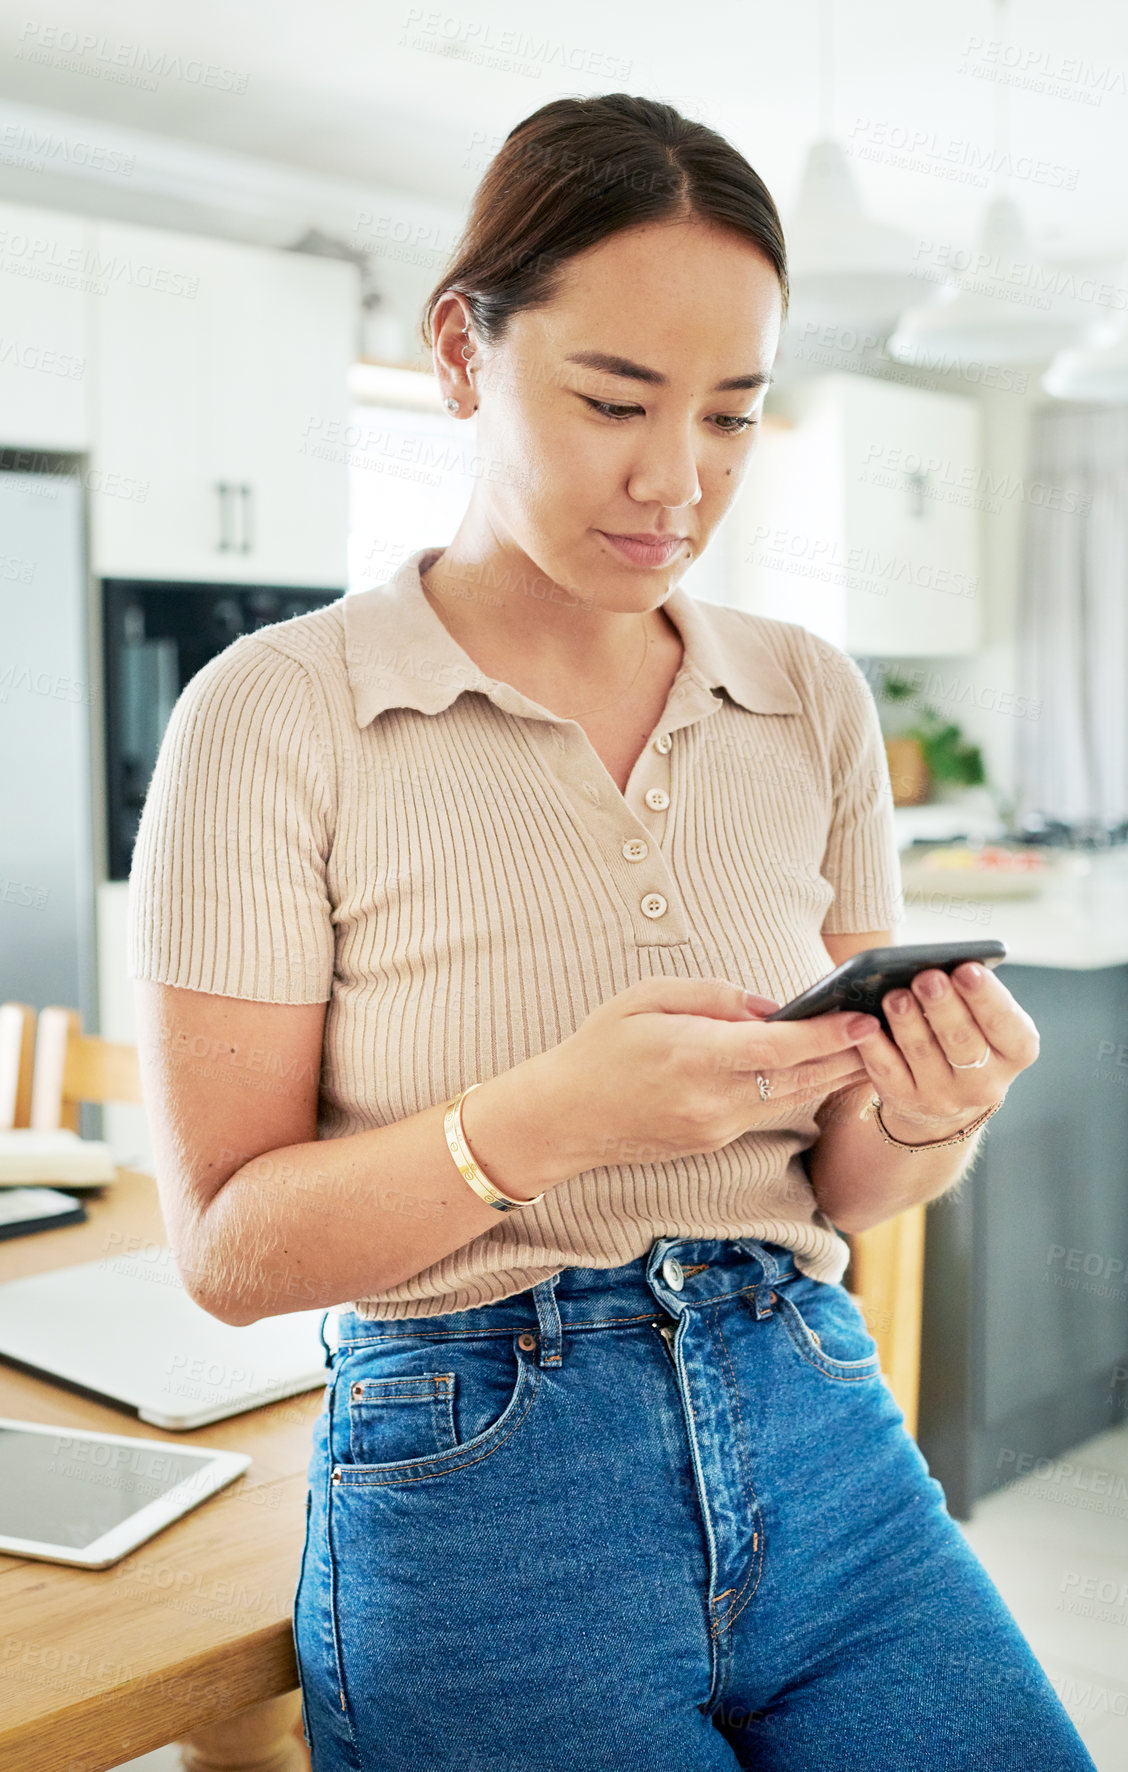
[783,0,942,336]
[886,194,1108,368]
[1042,263,1128,400]
[886,0,1104,368]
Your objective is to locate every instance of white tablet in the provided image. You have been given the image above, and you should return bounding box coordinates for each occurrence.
[0,1416,252,1568]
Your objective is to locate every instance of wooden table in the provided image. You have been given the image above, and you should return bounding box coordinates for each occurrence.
[0,1168,324,1771]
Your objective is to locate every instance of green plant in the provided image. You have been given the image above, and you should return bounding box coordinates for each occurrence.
[880,668,986,789]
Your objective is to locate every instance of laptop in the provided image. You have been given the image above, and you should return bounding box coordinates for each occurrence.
[0,1249,340,1429]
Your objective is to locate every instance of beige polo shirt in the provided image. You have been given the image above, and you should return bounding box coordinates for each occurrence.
[128,544,904,1318]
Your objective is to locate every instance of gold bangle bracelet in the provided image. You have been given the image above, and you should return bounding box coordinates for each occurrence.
[862,1093,1003,1151]
[442,1083,547,1212]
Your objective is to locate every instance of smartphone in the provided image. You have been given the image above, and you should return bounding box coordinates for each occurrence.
[764,940,1007,1040]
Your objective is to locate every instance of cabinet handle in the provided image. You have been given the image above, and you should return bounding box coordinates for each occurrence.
[907,469,928,518]
[239,483,254,553]
[216,482,235,551]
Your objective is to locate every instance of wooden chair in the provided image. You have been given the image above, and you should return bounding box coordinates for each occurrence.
[0,1002,37,1130]
[845,1204,928,1439]
[29,1005,143,1130]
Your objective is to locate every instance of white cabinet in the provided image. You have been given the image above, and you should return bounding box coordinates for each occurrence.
[88,225,214,578]
[0,202,93,451]
[729,373,982,655]
[89,221,359,585]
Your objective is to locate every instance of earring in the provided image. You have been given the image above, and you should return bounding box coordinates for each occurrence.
[461,343,473,361]
[444,396,459,414]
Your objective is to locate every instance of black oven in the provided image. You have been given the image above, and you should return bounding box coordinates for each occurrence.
[102,578,343,881]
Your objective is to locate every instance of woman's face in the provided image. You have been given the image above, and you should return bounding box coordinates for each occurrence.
[446,215,783,611]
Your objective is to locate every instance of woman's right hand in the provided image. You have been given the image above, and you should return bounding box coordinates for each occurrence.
[539,975,879,1173]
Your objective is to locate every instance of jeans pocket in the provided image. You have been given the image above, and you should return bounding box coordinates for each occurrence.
[346,1370,458,1464]
[768,1276,884,1382]
[329,1331,543,1486]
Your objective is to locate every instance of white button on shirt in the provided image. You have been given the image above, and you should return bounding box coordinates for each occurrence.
[654,732,672,754]
[644,787,670,812]
[622,838,649,861]
[641,893,668,918]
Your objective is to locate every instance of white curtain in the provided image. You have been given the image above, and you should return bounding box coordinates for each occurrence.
[1014,403,1128,832]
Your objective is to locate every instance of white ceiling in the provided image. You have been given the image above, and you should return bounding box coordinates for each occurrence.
[0,0,1125,266]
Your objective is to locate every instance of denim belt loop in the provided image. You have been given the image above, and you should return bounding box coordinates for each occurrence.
[530,1274,563,1368]
[733,1238,790,1319]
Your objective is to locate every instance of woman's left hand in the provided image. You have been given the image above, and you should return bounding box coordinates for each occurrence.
[852,961,1040,1138]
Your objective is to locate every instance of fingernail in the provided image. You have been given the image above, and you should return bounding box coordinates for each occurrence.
[958,963,985,985]
[847,1014,879,1037]
[744,990,779,1012]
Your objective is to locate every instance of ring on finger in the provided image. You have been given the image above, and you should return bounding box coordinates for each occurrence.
[908,982,993,1069]
[951,1046,992,1068]
[756,1072,773,1100]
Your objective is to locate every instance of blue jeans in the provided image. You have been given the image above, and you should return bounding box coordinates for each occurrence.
[292,1236,1096,1770]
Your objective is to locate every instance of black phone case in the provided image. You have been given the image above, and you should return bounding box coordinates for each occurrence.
[764,940,1007,1039]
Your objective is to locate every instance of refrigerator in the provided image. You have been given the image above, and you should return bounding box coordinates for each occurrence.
[0,466,97,1035]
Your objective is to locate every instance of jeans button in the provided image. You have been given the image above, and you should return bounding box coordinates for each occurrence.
[662,1255,685,1290]
[517,1331,538,1352]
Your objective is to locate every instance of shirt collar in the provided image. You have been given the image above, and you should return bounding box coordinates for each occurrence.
[344,545,802,727]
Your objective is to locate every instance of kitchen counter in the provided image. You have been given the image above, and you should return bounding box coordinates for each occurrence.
[895,845,1128,970]
[909,861,1128,1519]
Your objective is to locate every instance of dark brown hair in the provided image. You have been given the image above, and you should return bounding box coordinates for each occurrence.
[419,92,788,351]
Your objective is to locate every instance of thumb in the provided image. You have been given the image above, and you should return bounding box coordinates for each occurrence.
[622,976,781,1024]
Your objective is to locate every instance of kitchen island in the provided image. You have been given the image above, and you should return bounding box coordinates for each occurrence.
[893,846,1128,1518]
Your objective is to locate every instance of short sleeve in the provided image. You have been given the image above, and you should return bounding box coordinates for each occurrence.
[813,640,904,936]
[127,636,336,1004]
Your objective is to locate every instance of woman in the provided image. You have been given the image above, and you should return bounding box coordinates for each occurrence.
[129,94,1094,1771]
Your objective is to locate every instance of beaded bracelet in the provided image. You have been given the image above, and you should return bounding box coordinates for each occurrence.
[861,1093,1003,1151]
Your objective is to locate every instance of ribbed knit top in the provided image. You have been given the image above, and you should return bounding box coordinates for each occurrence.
[128,545,904,1318]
